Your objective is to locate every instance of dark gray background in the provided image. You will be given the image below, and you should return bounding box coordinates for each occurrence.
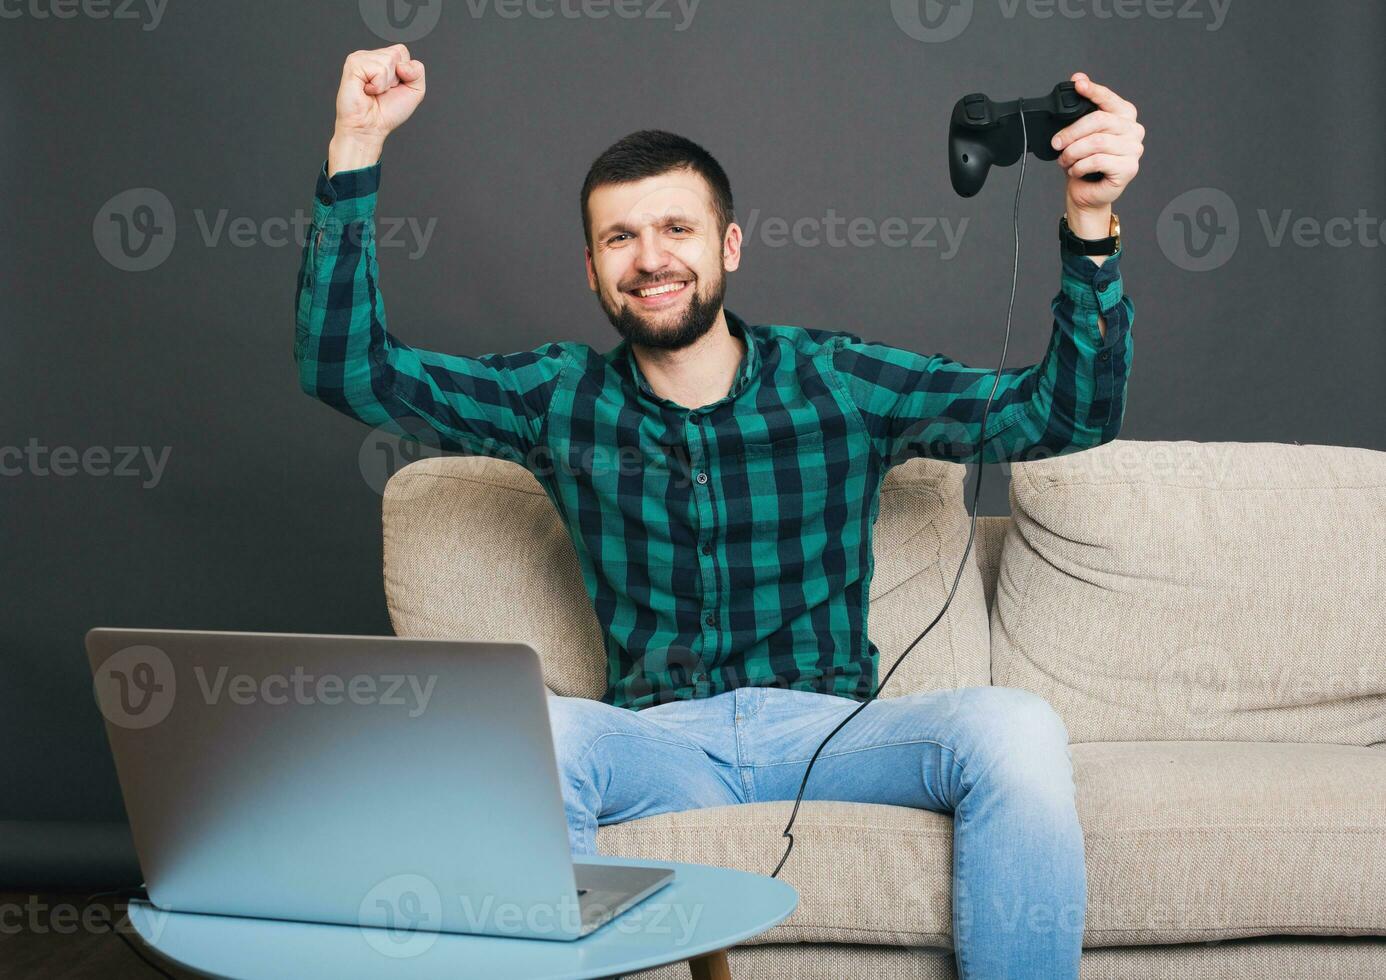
[3,0,1383,874]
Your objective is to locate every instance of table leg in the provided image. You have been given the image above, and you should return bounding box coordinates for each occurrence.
[688,948,731,980]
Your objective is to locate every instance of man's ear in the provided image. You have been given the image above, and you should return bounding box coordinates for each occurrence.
[585,247,597,292]
[722,222,743,273]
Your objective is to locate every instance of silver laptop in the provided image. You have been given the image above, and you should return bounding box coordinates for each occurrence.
[85,627,674,941]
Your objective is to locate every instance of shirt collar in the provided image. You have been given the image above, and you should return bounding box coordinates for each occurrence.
[617,309,761,409]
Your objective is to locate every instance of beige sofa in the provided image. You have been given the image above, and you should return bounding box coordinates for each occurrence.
[381,438,1386,979]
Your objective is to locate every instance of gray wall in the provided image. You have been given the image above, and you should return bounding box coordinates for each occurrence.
[3,0,1383,872]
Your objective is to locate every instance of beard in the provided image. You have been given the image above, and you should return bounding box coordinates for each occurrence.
[599,270,727,351]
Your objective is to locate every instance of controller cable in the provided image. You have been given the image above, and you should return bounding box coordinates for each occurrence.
[771,107,1033,879]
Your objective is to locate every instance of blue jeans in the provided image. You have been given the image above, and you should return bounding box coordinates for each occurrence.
[547,684,1086,980]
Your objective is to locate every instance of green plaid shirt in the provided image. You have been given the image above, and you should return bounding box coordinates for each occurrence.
[296,161,1134,711]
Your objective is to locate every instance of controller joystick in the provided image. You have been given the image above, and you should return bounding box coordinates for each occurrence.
[949,81,1105,197]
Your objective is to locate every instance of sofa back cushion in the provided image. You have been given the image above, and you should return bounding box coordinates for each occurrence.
[991,439,1386,745]
[381,454,991,700]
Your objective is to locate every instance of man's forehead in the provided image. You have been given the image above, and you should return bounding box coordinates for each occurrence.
[590,172,716,228]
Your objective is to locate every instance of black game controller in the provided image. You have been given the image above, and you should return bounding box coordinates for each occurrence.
[949,81,1105,197]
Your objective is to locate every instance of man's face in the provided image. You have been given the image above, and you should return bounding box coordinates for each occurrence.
[585,168,742,350]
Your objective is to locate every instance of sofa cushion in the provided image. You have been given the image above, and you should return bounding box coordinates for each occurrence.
[991,439,1386,744]
[381,454,991,699]
[1074,741,1386,946]
[596,741,1386,948]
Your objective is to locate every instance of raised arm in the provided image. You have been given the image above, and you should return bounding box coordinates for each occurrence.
[295,46,570,464]
[832,243,1134,466]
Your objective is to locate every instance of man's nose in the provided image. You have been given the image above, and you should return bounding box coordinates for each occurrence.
[633,230,671,272]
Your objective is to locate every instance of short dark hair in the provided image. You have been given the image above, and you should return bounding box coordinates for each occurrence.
[580,130,735,248]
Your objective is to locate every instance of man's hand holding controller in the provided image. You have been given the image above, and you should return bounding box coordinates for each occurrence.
[327,45,427,177]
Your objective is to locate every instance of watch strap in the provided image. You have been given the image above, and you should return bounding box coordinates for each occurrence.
[1059,214,1119,256]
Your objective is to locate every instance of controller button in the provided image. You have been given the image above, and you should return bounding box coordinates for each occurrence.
[1060,90,1079,110]
[964,95,988,122]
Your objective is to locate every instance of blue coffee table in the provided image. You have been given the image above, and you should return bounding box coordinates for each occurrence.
[126,854,797,979]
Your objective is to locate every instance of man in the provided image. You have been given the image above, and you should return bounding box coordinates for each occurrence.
[296,45,1141,977]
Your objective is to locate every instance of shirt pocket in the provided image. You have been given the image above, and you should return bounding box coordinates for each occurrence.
[738,429,830,532]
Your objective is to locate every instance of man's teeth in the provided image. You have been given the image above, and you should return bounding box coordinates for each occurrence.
[635,282,687,298]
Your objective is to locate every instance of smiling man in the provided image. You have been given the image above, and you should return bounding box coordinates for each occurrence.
[296,44,1140,977]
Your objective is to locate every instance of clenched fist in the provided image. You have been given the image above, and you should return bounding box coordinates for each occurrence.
[328,45,427,176]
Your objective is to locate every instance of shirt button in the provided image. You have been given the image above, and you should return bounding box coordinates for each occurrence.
[695,471,709,485]
[701,543,712,555]
[318,194,332,206]
[1098,350,1111,362]
[704,614,716,627]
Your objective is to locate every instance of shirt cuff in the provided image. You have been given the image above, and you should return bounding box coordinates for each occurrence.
[1059,241,1127,350]
[312,160,381,227]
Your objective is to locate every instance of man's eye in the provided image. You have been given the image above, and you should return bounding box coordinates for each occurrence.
[669,226,690,234]
[608,233,631,244]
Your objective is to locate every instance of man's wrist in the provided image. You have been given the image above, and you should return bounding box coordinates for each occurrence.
[1064,201,1113,240]
[327,131,385,177]
[1064,201,1116,264]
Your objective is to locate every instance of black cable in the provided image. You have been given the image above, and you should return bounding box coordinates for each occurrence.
[771,105,1031,879]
